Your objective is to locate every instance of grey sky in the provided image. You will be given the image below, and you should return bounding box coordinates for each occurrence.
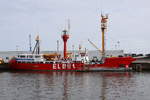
[0,0,150,54]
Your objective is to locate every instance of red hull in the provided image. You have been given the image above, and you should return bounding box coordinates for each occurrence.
[93,57,135,67]
[9,57,136,71]
[9,60,84,71]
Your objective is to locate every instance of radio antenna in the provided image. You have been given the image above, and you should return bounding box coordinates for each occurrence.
[67,19,70,34]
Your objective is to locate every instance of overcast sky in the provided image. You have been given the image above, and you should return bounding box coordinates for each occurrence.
[0,0,150,53]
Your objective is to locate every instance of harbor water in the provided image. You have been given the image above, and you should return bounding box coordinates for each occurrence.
[0,71,150,100]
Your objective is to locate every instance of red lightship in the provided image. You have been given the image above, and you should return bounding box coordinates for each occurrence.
[9,15,136,71]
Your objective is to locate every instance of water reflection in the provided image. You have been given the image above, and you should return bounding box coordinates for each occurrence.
[0,71,149,100]
[100,72,135,100]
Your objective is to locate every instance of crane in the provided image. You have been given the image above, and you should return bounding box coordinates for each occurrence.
[88,39,102,56]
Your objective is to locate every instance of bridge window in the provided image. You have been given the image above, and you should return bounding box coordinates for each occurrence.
[28,55,33,58]
[35,55,41,58]
[20,55,25,58]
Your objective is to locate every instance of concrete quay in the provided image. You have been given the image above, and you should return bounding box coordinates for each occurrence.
[0,63,9,70]
[131,57,150,71]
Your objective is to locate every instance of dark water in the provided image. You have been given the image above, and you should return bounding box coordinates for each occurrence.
[0,71,150,100]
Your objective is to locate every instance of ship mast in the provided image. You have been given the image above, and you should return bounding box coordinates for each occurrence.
[32,35,40,54]
[57,40,59,53]
[101,14,108,57]
[62,30,69,59]
[29,34,32,52]
[61,20,70,59]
